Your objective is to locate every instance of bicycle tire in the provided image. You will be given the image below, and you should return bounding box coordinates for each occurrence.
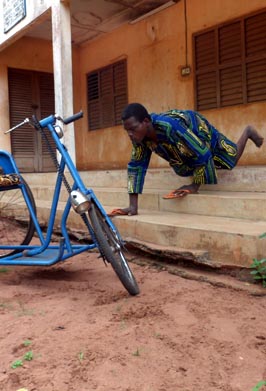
[88,202,140,296]
[0,178,36,258]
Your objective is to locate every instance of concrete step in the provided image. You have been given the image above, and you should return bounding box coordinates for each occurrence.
[111,211,266,267]
[23,165,266,192]
[158,191,266,221]
[29,185,266,222]
[20,167,266,269]
[94,189,266,221]
[33,200,265,268]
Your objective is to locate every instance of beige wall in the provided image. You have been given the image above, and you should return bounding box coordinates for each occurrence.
[0,0,265,171]
[0,37,53,71]
[0,37,54,152]
[77,0,266,170]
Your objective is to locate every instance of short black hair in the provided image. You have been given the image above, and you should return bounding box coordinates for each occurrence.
[121,103,151,122]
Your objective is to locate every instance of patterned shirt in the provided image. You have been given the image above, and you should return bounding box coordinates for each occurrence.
[127,110,237,193]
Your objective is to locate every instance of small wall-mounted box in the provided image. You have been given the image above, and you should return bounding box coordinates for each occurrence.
[181,66,191,76]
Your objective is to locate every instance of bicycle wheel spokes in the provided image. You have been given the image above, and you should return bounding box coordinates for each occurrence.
[0,180,36,258]
[88,203,139,296]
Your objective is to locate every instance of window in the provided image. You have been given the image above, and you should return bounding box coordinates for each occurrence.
[87,60,128,130]
[193,9,266,110]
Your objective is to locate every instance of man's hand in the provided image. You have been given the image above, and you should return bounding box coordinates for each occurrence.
[163,183,200,199]
[179,183,200,194]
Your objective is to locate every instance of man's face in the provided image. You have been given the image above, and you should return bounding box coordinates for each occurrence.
[123,116,149,143]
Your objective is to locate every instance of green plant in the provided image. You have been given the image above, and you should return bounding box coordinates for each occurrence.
[120,320,127,330]
[132,348,141,357]
[16,301,35,317]
[0,267,9,273]
[0,302,13,310]
[252,380,266,391]
[11,359,23,369]
[78,351,84,362]
[23,340,32,347]
[11,347,35,369]
[23,351,34,361]
[250,258,266,287]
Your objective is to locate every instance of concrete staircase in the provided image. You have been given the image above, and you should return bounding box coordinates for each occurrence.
[23,166,266,269]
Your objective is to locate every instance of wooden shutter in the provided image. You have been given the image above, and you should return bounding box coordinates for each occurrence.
[8,69,36,172]
[87,60,128,130]
[219,22,243,107]
[194,31,217,110]
[8,68,56,172]
[245,11,266,103]
[193,9,266,110]
[114,60,127,125]
[100,66,114,128]
[87,72,100,130]
[39,72,57,172]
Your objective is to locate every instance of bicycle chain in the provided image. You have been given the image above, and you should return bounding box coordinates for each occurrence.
[32,115,72,194]
[33,116,96,241]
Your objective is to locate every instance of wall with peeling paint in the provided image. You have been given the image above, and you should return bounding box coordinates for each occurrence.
[0,0,52,48]
[77,0,266,170]
[0,0,265,172]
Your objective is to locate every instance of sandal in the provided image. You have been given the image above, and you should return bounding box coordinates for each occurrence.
[107,208,128,217]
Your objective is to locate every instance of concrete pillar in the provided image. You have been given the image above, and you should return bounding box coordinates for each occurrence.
[0,64,11,152]
[51,0,75,164]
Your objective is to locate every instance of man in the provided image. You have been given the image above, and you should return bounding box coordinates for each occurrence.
[109,103,264,216]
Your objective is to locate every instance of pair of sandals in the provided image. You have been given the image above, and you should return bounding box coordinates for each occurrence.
[108,188,193,216]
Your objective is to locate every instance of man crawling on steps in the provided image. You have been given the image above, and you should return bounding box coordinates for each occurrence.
[109,103,264,217]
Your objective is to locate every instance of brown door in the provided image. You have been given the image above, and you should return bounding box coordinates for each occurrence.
[8,68,56,173]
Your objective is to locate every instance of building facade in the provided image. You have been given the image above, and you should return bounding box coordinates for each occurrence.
[0,0,265,173]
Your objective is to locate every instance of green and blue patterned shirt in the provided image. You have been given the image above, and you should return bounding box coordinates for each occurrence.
[127,110,237,193]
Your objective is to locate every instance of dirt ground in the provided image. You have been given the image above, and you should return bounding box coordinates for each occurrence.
[0,248,266,391]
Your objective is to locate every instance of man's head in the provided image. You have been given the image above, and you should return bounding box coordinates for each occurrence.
[121,103,152,143]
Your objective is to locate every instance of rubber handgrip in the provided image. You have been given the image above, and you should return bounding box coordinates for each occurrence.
[63,111,83,124]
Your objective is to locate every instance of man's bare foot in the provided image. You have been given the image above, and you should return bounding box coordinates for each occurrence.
[108,207,138,216]
[246,125,264,147]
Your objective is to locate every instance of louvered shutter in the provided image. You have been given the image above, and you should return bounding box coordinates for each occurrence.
[8,69,36,172]
[39,72,57,172]
[193,9,266,110]
[194,31,217,110]
[245,11,266,103]
[114,60,127,125]
[100,66,114,128]
[87,60,128,130]
[219,22,243,107]
[8,68,56,172]
[87,72,100,130]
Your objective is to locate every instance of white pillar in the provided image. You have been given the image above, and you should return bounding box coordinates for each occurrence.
[51,0,75,164]
[0,64,11,152]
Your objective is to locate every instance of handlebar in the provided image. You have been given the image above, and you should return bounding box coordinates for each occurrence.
[4,111,83,134]
[61,111,83,124]
[4,118,30,134]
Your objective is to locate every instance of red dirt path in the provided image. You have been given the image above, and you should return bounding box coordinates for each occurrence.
[0,251,266,391]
